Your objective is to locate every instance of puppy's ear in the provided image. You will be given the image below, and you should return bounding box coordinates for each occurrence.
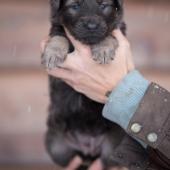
[50,0,62,10]
[50,0,63,25]
[114,0,123,9]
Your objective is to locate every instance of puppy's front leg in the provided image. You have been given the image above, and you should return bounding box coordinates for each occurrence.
[91,36,118,64]
[41,36,69,69]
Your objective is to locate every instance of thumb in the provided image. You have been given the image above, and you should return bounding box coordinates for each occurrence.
[112,29,129,47]
[64,28,91,53]
[112,29,135,72]
[126,52,135,72]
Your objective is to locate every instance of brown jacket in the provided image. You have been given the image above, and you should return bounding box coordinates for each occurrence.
[127,83,170,169]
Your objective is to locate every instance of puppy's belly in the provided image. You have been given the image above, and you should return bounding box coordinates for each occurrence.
[47,127,148,169]
[66,132,105,157]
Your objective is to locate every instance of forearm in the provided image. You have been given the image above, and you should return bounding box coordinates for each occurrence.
[102,70,170,159]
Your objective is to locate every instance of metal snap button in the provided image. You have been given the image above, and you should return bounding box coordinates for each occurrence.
[147,133,158,143]
[131,123,142,133]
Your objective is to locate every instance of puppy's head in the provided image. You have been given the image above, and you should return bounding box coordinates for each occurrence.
[51,0,124,44]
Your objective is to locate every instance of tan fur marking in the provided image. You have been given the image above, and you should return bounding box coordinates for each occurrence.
[91,36,118,64]
[41,36,69,69]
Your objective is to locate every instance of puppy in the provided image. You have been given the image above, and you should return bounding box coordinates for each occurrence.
[43,0,149,170]
[42,0,126,67]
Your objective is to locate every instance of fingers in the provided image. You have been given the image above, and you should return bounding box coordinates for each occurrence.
[40,36,49,53]
[88,159,103,170]
[64,79,74,88]
[64,28,91,54]
[65,156,83,170]
[112,29,129,47]
[47,67,72,80]
[109,167,129,170]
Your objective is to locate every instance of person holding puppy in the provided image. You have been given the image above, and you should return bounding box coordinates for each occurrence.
[42,29,170,170]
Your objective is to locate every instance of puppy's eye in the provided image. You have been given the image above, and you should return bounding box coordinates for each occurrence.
[99,3,110,10]
[69,3,80,10]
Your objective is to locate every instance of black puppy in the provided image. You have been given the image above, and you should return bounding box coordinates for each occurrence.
[43,0,148,170]
[42,0,125,67]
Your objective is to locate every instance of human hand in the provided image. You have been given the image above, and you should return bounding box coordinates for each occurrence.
[45,29,134,103]
[64,156,127,170]
[63,157,103,170]
[64,156,82,170]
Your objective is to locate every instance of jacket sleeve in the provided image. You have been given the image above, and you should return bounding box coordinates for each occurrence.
[102,70,170,163]
[127,82,170,159]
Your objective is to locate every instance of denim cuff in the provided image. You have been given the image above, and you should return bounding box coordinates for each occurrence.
[102,70,150,130]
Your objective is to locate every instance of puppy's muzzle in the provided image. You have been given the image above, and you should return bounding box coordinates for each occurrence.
[80,16,106,32]
[74,16,108,44]
[84,21,98,31]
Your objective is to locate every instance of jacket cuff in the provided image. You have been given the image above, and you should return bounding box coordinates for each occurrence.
[127,83,170,159]
[102,70,150,129]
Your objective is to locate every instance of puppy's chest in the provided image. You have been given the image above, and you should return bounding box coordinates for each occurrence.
[50,79,113,131]
[62,96,110,132]
[64,116,112,137]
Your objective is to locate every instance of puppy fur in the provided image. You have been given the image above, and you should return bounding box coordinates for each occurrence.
[44,0,149,170]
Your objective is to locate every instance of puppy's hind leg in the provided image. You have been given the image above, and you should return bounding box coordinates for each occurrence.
[41,36,69,69]
[45,130,76,167]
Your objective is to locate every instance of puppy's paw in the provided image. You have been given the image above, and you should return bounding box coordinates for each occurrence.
[41,36,69,69]
[91,36,118,64]
[92,46,115,64]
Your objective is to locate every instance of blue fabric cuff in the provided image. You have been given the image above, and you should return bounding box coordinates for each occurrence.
[102,70,150,130]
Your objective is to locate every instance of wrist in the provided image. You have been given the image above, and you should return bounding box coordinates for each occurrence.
[105,69,135,102]
[102,70,150,129]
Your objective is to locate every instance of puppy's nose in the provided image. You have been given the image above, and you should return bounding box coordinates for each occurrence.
[86,22,97,30]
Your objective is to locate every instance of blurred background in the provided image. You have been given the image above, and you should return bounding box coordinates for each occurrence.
[0,0,170,169]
